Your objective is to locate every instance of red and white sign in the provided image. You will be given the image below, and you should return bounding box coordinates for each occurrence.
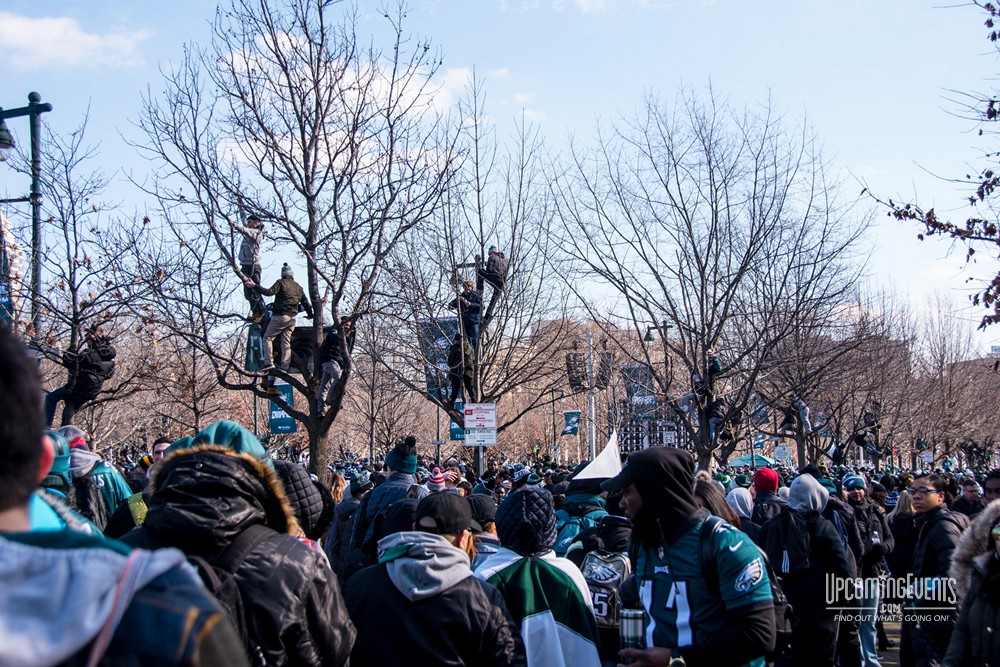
[464,403,496,429]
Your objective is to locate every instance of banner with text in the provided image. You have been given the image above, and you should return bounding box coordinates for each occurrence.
[418,316,460,401]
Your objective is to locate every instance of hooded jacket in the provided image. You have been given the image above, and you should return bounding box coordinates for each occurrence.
[69,448,133,521]
[761,474,852,622]
[345,531,525,666]
[0,529,246,667]
[478,488,601,667]
[611,448,775,666]
[944,500,1000,667]
[120,445,355,667]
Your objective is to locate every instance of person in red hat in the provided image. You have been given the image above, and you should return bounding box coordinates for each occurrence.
[750,467,786,526]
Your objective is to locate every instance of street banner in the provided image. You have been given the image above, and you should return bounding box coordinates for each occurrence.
[450,400,464,441]
[269,381,296,434]
[561,410,581,436]
[620,362,657,419]
[418,316,460,401]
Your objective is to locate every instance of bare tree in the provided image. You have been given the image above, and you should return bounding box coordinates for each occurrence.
[121,0,454,471]
[377,77,575,448]
[553,87,869,469]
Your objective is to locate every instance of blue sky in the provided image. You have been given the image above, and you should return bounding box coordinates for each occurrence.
[1,0,997,350]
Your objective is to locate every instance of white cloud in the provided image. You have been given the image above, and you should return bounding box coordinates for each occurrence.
[430,67,474,113]
[0,12,150,72]
[488,68,510,79]
[513,92,534,104]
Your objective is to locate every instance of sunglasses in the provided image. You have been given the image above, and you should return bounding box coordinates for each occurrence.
[993,526,1000,542]
[907,487,942,497]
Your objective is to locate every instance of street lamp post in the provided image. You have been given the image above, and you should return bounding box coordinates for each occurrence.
[0,92,53,338]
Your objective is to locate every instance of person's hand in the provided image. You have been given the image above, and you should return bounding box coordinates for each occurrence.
[617,647,672,667]
[244,280,255,287]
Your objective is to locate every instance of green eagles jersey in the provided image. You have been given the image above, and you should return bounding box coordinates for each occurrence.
[635,517,771,667]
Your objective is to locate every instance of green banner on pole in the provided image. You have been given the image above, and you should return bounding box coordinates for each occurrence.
[561,410,581,436]
[269,381,296,434]
[450,400,464,441]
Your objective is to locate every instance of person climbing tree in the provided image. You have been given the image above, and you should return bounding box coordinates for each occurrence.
[44,327,117,427]
[229,213,267,322]
[448,332,476,407]
[317,316,355,411]
[245,263,313,396]
[476,245,509,292]
[448,279,482,356]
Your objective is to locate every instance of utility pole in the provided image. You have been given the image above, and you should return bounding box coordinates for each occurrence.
[586,331,596,460]
[0,92,53,339]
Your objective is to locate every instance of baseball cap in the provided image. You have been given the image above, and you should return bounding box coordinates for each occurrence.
[415,491,473,535]
[466,494,497,532]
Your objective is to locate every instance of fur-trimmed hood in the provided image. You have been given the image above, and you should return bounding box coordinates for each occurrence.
[950,499,1000,601]
[145,444,299,552]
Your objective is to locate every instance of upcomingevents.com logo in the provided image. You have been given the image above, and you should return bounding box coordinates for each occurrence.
[824,574,958,608]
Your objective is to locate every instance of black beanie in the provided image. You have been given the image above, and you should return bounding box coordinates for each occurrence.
[496,488,557,557]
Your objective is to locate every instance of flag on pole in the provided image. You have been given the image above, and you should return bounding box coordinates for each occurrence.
[573,431,623,480]
[561,410,581,436]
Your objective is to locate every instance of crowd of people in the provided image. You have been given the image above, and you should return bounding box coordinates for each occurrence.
[6,316,1000,666]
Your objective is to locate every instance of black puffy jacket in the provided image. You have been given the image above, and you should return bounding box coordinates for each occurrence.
[944,558,1000,667]
[65,341,116,400]
[911,505,970,605]
[121,445,355,666]
[324,495,361,580]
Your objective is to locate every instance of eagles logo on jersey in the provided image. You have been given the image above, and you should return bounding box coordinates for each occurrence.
[734,556,764,593]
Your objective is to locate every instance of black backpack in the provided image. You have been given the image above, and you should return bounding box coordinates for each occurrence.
[700,516,796,660]
[188,524,273,667]
[761,510,812,575]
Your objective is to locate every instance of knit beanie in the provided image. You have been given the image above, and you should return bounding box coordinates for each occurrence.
[57,425,88,451]
[350,470,374,496]
[427,467,447,492]
[733,473,751,489]
[753,467,779,494]
[280,263,293,278]
[385,436,418,474]
[42,430,72,488]
[843,474,867,490]
[496,487,557,557]
[179,420,271,464]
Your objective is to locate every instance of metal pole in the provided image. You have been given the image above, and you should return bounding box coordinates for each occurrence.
[28,93,42,338]
[551,388,557,457]
[587,331,596,460]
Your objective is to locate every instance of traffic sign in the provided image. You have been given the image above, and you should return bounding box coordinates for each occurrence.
[464,403,496,429]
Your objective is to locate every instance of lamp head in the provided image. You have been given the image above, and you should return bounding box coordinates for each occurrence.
[0,118,15,162]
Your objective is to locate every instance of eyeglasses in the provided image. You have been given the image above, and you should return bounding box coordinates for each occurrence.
[907,487,942,497]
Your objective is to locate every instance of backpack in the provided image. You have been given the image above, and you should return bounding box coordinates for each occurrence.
[555,508,606,556]
[580,549,631,628]
[66,472,110,532]
[701,516,796,659]
[188,523,273,667]
[761,510,812,575]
